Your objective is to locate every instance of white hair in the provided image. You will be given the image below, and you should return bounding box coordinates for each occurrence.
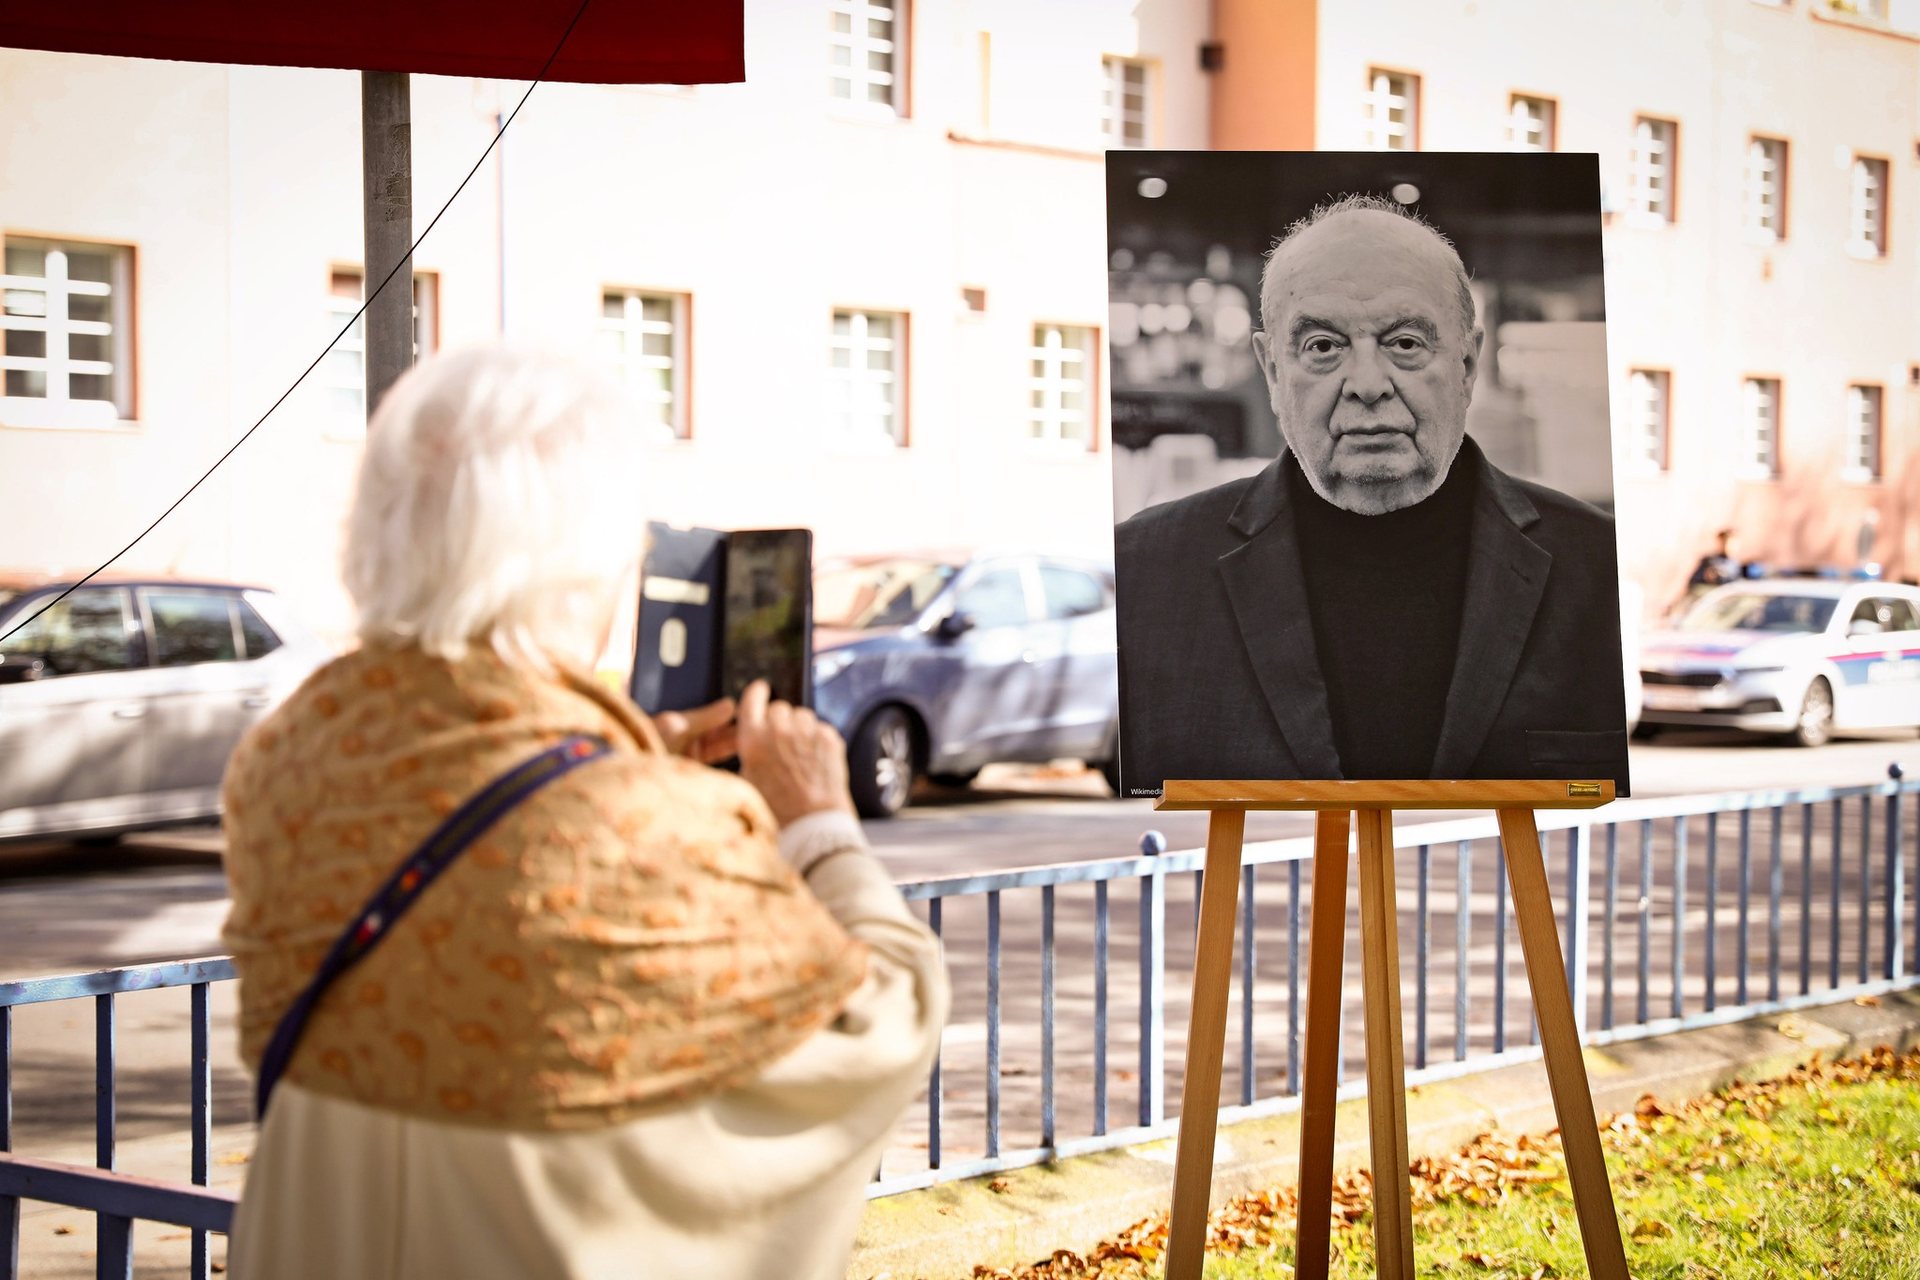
[343,343,648,673]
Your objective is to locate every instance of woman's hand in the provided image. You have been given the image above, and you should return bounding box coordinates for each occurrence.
[736,680,856,827]
[654,697,739,765]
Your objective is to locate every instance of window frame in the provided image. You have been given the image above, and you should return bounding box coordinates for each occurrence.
[136,587,245,670]
[321,265,441,439]
[1842,382,1884,483]
[0,584,142,677]
[828,0,910,119]
[1626,115,1680,225]
[1626,366,1672,473]
[1737,375,1783,481]
[1028,322,1101,452]
[952,559,1039,630]
[1743,134,1790,242]
[0,233,138,430]
[599,286,693,443]
[1100,55,1154,150]
[1038,562,1112,621]
[1505,92,1558,153]
[1847,153,1890,259]
[829,306,910,449]
[1362,66,1421,152]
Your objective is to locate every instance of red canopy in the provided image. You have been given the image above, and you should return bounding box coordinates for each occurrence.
[0,1,742,83]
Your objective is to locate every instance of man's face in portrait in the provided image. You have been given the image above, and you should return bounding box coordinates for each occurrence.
[1252,209,1483,515]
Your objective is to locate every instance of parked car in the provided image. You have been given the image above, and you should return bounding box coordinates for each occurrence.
[811,552,1120,817]
[1636,579,1920,747]
[0,575,329,842]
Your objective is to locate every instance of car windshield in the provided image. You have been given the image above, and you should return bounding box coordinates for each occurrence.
[1679,592,1837,635]
[815,560,958,630]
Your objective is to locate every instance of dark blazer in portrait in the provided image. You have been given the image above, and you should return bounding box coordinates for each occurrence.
[1113,437,1630,794]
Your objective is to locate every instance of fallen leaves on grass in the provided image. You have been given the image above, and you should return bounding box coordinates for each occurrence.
[969,1044,1920,1280]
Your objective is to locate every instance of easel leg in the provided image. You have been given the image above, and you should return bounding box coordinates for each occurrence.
[1292,809,1351,1280]
[1496,808,1631,1280]
[1357,809,1415,1278]
[1165,807,1248,1280]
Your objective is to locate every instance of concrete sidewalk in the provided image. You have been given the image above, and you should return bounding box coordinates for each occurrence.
[845,987,1920,1279]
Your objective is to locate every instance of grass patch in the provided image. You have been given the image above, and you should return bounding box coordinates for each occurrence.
[974,1046,1920,1279]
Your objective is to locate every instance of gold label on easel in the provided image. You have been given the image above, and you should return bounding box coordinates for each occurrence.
[1567,781,1604,798]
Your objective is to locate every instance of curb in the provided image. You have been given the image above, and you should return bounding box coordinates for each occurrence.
[845,988,1920,1279]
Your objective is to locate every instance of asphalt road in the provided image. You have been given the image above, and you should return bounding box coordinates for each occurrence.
[1,728,1914,980]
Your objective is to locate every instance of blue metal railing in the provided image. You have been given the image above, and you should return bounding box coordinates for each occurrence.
[1,958,236,1280]
[3,777,1916,1275]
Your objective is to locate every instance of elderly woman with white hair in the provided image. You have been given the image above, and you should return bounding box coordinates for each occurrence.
[219,344,948,1279]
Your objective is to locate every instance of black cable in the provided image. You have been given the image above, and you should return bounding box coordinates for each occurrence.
[0,0,594,648]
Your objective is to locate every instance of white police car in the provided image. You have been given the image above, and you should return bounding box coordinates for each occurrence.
[1637,579,1920,747]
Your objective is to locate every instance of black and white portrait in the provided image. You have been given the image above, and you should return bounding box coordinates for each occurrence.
[1109,152,1630,796]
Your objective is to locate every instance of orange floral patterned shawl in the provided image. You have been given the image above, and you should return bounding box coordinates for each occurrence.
[220,643,869,1130]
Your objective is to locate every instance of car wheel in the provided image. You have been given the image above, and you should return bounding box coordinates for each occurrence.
[926,769,980,790]
[1788,678,1834,749]
[849,706,916,819]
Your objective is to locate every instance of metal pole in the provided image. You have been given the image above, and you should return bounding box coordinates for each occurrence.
[361,71,414,417]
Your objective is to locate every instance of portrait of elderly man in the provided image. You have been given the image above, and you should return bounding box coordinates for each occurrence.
[1114,193,1628,793]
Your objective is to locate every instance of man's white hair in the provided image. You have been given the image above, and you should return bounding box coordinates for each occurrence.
[343,343,647,673]
[1259,193,1477,340]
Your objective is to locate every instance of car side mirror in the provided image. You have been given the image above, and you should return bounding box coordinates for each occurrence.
[1849,619,1886,638]
[935,612,976,641]
[0,655,48,685]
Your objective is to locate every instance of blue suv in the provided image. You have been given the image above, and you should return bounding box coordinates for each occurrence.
[811,553,1120,817]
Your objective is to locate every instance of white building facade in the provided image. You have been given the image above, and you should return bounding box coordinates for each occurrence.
[1,0,1209,644]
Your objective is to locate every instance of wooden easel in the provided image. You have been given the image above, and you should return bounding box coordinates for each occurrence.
[1157,780,1630,1280]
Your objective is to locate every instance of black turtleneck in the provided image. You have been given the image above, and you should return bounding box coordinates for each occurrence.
[1288,449,1478,779]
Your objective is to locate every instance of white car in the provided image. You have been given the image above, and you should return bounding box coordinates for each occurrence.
[1637,579,1920,747]
[0,575,330,842]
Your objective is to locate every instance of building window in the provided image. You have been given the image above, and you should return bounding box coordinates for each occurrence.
[830,0,904,114]
[1362,69,1418,151]
[1627,369,1670,471]
[1029,324,1097,447]
[1627,117,1678,223]
[600,289,689,442]
[1739,377,1780,479]
[1506,95,1555,152]
[830,309,905,446]
[322,267,439,432]
[1844,384,1882,481]
[1849,156,1888,257]
[1101,57,1150,149]
[1743,137,1788,241]
[1,237,134,428]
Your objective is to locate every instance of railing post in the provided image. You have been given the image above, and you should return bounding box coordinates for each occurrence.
[191,982,211,1280]
[1287,857,1302,1095]
[1139,863,1165,1126]
[98,1214,133,1280]
[1093,882,1109,1137]
[927,898,942,1169]
[1886,779,1905,980]
[1455,840,1472,1060]
[1240,863,1257,1106]
[1567,823,1592,1037]
[1041,885,1056,1149]
[1670,815,1687,1020]
[986,890,1002,1159]
[96,994,120,1279]
[1416,845,1431,1070]
[2,1004,16,1280]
